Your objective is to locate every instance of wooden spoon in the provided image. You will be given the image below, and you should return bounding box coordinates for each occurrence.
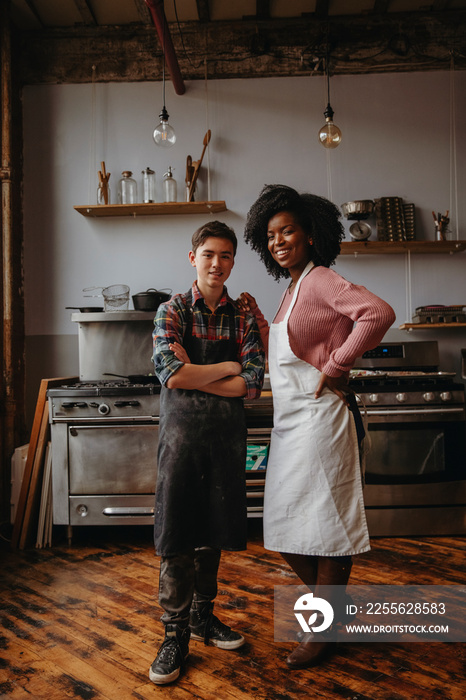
[188,130,211,202]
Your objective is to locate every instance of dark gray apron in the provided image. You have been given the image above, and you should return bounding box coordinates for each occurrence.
[154,291,247,556]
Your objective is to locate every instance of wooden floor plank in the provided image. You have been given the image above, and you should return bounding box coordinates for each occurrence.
[1,526,465,700]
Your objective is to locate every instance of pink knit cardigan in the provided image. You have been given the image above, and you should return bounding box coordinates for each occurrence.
[252,266,396,378]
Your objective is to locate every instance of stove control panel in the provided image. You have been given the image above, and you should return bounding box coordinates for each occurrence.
[362,345,404,360]
[49,393,161,421]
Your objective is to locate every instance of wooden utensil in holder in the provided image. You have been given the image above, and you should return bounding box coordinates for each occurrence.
[185,155,195,201]
[98,161,111,205]
[187,130,211,202]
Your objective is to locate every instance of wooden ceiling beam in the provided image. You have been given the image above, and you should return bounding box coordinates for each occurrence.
[256,0,270,20]
[23,0,44,27]
[373,0,391,13]
[195,0,210,22]
[73,0,97,26]
[315,0,329,19]
[18,12,466,85]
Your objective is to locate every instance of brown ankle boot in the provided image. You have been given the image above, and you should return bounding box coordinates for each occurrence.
[286,556,352,669]
[286,626,336,669]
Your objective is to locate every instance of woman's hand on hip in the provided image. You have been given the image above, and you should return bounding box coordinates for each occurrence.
[314,372,349,406]
[236,292,257,312]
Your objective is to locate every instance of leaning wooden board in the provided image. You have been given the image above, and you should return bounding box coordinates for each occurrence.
[12,377,78,549]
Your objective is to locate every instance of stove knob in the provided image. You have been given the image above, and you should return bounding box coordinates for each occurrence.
[369,394,379,404]
[440,391,452,402]
[355,395,362,404]
[396,393,407,403]
[423,392,436,403]
[98,403,110,415]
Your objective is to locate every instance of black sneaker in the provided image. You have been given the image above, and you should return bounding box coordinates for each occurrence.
[190,602,245,650]
[149,624,190,685]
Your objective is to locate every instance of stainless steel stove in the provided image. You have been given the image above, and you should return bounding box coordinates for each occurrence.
[48,380,161,529]
[351,341,466,535]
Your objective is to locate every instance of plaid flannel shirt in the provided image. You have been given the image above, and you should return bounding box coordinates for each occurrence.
[152,282,265,400]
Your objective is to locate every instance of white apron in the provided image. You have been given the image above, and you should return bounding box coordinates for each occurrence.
[263,261,370,556]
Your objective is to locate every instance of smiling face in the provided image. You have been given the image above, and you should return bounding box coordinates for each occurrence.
[189,236,235,296]
[267,211,313,278]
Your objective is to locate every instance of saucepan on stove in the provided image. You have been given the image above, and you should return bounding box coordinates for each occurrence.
[132,288,172,311]
[103,372,160,385]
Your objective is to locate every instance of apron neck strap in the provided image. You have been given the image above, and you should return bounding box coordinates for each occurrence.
[283,261,314,322]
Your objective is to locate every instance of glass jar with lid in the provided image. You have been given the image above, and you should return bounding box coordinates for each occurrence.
[141,167,156,203]
[118,171,138,204]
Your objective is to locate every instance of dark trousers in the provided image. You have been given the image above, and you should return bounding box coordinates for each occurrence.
[158,546,221,627]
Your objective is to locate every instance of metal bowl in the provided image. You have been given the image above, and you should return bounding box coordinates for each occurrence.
[341,200,375,220]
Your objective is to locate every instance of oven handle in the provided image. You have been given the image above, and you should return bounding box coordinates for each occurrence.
[103,507,155,517]
[51,416,160,424]
[366,407,464,416]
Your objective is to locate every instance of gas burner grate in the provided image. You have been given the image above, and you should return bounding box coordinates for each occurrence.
[62,380,132,389]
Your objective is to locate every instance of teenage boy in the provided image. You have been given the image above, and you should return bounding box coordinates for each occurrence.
[150,220,265,685]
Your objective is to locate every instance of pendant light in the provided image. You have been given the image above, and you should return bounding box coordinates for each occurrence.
[153,1,176,148]
[318,52,342,149]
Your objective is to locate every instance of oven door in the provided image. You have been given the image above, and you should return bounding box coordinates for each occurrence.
[68,423,158,494]
[363,407,466,483]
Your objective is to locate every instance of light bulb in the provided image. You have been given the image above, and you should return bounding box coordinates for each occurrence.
[153,107,176,148]
[318,103,342,149]
[318,118,342,149]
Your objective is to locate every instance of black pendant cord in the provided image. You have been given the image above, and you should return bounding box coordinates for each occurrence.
[162,1,166,111]
[327,53,331,105]
[324,43,334,120]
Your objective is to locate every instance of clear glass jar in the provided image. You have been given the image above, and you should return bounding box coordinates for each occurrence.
[163,167,177,203]
[141,167,156,203]
[97,183,111,205]
[118,171,138,204]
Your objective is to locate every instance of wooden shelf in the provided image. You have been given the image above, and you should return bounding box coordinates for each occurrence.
[399,323,466,330]
[74,201,227,218]
[340,240,466,255]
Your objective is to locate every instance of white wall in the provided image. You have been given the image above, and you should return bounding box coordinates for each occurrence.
[22,71,466,421]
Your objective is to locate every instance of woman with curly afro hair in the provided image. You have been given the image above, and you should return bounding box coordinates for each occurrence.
[239,185,395,670]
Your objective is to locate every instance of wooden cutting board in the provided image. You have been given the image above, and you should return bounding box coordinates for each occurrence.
[12,376,78,549]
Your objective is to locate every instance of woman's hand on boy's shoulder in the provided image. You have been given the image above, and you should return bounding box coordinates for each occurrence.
[236,292,258,313]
